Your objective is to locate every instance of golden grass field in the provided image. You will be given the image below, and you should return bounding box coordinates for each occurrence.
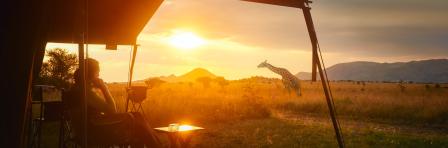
[35,77,448,147]
[102,77,448,147]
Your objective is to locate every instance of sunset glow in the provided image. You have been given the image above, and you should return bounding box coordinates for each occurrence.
[44,0,448,83]
[168,30,205,50]
[178,125,193,131]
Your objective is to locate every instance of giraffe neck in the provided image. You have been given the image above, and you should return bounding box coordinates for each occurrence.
[265,63,285,76]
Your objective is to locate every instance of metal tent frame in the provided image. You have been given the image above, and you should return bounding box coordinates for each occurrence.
[243,1,345,147]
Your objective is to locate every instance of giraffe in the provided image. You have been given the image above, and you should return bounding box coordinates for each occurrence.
[258,60,302,96]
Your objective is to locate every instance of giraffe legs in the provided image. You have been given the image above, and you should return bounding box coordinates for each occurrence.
[295,87,302,97]
[282,80,292,96]
[282,79,303,98]
[286,88,293,99]
[292,80,302,97]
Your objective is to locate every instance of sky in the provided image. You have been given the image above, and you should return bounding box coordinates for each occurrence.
[46,0,448,82]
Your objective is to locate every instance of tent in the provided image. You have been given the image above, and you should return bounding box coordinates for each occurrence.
[1,0,342,147]
[1,0,163,147]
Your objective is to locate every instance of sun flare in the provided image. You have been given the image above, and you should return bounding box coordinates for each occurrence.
[168,30,206,50]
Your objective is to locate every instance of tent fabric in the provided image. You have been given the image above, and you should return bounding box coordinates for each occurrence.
[0,0,163,147]
[47,0,164,45]
[242,0,306,8]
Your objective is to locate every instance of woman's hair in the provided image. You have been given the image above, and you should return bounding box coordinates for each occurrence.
[74,58,100,84]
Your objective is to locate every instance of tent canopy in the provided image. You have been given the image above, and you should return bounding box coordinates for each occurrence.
[46,0,164,45]
[242,0,306,8]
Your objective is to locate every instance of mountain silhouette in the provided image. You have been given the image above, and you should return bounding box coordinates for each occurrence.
[296,59,448,83]
[159,68,217,82]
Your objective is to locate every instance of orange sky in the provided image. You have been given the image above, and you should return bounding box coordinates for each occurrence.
[45,0,448,82]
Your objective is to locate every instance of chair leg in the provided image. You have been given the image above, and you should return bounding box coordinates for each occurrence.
[59,118,64,148]
[137,104,146,117]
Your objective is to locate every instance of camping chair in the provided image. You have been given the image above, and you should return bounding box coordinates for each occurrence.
[127,86,148,115]
[28,85,65,148]
[29,101,64,148]
[60,91,142,148]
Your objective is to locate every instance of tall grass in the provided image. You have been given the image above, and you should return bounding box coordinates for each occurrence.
[277,81,448,125]
[107,78,448,126]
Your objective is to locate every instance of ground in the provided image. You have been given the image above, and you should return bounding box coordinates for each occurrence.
[189,111,448,148]
[33,80,448,147]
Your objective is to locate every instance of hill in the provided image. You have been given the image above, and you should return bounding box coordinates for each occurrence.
[296,59,448,83]
[157,68,217,82]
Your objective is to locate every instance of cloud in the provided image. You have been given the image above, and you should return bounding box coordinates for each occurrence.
[143,0,448,59]
[313,0,448,55]
[45,0,448,81]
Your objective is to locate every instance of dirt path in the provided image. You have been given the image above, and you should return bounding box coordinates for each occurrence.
[272,110,448,138]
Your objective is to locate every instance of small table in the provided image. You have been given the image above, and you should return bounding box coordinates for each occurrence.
[154,125,204,148]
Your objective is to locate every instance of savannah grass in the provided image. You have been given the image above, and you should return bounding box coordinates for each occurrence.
[37,78,448,147]
[108,78,448,127]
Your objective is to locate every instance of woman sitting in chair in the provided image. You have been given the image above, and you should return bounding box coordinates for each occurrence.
[67,58,161,147]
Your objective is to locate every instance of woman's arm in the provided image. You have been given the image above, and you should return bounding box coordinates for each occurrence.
[98,83,117,113]
[91,78,117,113]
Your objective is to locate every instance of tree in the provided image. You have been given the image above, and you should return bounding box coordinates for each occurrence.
[196,76,212,89]
[144,78,166,89]
[214,76,229,89]
[36,48,78,89]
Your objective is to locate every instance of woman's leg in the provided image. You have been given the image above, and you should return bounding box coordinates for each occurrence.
[130,112,162,148]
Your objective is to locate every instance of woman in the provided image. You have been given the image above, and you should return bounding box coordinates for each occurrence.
[67,58,161,147]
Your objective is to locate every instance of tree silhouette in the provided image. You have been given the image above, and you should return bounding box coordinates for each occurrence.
[144,78,166,89]
[214,76,229,89]
[36,48,78,89]
[196,76,212,89]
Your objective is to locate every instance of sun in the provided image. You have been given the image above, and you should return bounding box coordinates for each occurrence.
[168,30,206,50]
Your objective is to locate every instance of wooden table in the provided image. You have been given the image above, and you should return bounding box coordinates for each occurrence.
[154,125,204,148]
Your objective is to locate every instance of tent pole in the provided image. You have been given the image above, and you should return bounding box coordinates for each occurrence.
[302,7,318,82]
[125,44,139,112]
[315,52,344,148]
[303,6,345,148]
[78,42,88,148]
